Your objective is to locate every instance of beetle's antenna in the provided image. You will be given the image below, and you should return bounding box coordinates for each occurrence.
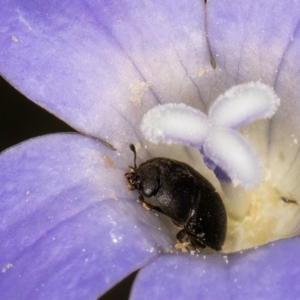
[129,144,137,168]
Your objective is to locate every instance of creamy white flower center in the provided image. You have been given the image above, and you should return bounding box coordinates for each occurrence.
[139,81,300,252]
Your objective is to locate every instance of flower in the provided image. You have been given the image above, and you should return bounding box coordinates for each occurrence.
[1,0,300,299]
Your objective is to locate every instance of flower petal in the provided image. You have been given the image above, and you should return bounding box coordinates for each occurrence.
[0,0,209,149]
[0,134,173,299]
[208,0,300,85]
[130,238,300,300]
[266,22,300,199]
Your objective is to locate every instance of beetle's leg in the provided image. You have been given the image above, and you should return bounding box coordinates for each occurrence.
[191,242,205,252]
[142,202,164,214]
[182,209,207,250]
[176,229,186,242]
[184,229,206,251]
[189,235,206,250]
[138,194,145,202]
[176,229,203,252]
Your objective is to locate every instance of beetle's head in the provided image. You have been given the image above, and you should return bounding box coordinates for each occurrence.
[125,144,160,198]
[125,166,140,190]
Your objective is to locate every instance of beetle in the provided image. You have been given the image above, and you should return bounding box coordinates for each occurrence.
[125,144,227,251]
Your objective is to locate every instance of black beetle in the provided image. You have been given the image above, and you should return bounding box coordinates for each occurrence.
[125,144,227,251]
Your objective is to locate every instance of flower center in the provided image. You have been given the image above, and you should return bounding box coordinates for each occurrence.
[139,82,300,253]
[223,177,299,252]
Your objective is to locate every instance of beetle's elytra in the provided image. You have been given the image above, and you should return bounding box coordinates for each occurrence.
[125,144,227,251]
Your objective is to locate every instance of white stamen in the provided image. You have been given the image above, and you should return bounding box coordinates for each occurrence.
[203,128,263,188]
[141,103,210,147]
[209,81,280,129]
[140,82,280,189]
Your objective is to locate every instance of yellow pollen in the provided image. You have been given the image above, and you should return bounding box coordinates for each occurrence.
[223,180,300,253]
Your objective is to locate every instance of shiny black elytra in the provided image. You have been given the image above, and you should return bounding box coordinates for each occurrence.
[125,144,227,251]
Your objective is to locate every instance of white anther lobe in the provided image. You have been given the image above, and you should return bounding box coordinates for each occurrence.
[141,103,210,147]
[203,128,263,188]
[209,82,280,129]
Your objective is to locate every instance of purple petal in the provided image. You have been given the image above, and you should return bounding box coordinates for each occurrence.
[0,0,209,149]
[130,238,300,300]
[266,25,300,197]
[0,134,173,299]
[208,0,300,86]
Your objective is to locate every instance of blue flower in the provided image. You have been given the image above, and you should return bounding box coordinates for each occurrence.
[0,0,300,299]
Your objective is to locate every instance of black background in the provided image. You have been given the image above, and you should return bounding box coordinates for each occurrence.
[0,75,138,299]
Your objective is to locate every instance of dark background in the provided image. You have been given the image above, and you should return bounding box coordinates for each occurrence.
[0,75,137,299]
